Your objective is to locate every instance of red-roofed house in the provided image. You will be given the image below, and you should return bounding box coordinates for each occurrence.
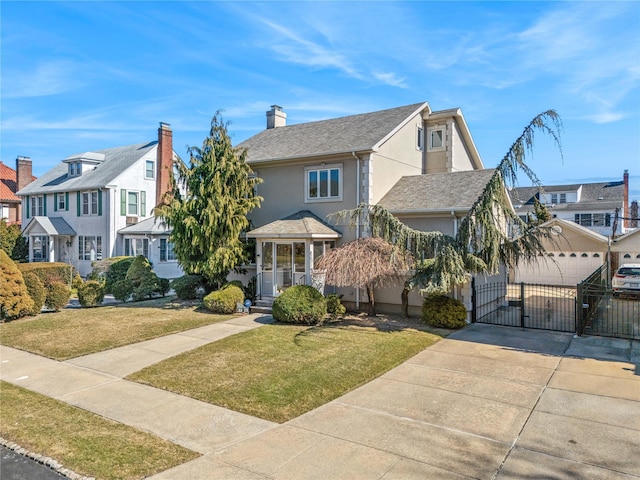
[1,157,35,225]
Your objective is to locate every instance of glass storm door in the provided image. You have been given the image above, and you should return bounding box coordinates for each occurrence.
[261,242,273,296]
[276,243,293,293]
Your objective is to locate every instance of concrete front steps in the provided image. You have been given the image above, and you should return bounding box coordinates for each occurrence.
[250,298,274,314]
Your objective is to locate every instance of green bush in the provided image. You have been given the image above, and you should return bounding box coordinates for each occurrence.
[71,273,84,291]
[203,285,245,314]
[17,262,74,287]
[104,257,135,293]
[112,279,133,302]
[0,250,34,320]
[421,294,467,329]
[22,272,46,315]
[171,274,205,300]
[78,280,105,307]
[326,293,346,320]
[126,256,163,301]
[45,281,71,311]
[273,285,327,325]
[225,280,244,290]
[158,278,170,297]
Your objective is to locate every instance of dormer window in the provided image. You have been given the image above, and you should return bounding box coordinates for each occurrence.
[428,127,445,151]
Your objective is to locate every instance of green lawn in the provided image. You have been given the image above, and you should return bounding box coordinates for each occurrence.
[0,382,199,480]
[0,297,235,360]
[129,323,441,423]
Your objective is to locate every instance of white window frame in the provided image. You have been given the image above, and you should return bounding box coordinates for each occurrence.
[128,191,140,216]
[145,160,155,179]
[0,203,8,220]
[124,237,149,258]
[559,193,567,204]
[416,124,424,151]
[160,238,176,262]
[31,195,44,216]
[428,127,445,151]
[305,164,342,203]
[78,235,102,261]
[82,190,99,216]
[32,235,49,262]
[57,193,66,211]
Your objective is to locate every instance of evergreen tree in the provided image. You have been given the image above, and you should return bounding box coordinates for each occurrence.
[0,249,34,320]
[155,112,262,286]
[0,220,28,262]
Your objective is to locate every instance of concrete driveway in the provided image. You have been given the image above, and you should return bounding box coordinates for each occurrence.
[2,319,639,479]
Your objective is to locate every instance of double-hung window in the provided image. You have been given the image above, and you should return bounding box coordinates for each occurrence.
[128,191,139,215]
[30,195,44,217]
[78,235,102,261]
[145,160,155,179]
[82,190,99,216]
[125,237,149,258]
[306,165,342,202]
[120,190,146,217]
[160,238,176,261]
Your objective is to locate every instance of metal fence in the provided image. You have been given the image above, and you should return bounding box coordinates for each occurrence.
[577,265,640,339]
[472,279,577,333]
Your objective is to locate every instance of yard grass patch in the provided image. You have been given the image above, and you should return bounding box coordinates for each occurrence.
[0,381,199,480]
[0,297,234,360]
[128,323,440,423]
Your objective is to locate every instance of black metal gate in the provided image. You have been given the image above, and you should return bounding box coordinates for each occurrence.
[472,279,577,333]
[577,265,640,339]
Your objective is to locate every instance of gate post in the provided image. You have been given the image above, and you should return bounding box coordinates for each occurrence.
[471,277,477,323]
[520,282,525,329]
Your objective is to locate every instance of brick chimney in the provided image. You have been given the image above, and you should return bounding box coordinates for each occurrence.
[156,122,173,207]
[16,156,33,222]
[266,105,286,129]
[623,170,629,229]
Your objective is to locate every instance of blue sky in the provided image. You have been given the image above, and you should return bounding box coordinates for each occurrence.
[2,1,639,199]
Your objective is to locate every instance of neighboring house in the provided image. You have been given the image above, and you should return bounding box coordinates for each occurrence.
[240,102,497,315]
[511,218,608,286]
[16,123,182,278]
[0,157,35,225]
[509,171,632,237]
[611,228,640,272]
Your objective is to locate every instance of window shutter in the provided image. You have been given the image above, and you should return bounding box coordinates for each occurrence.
[26,196,30,218]
[43,194,47,216]
[140,191,146,217]
[121,189,127,216]
[77,192,81,216]
[54,193,58,212]
[65,192,69,211]
[98,190,103,216]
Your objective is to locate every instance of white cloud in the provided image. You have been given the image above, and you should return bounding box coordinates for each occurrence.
[3,60,85,98]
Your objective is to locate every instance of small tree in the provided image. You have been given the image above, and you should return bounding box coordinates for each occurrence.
[155,112,262,288]
[531,196,551,225]
[126,255,162,301]
[0,250,34,319]
[0,220,27,262]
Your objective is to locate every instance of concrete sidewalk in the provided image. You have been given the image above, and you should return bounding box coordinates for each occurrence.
[2,320,639,479]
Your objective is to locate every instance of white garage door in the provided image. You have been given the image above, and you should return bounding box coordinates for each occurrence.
[514,252,605,286]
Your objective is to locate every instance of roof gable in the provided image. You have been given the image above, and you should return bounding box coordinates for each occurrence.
[378,169,497,213]
[239,103,427,163]
[247,210,342,238]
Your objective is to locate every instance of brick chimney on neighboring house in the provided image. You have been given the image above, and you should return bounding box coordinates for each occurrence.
[623,170,629,229]
[16,156,33,221]
[156,122,173,207]
[266,105,286,129]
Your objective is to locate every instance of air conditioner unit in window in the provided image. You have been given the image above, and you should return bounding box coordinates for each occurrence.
[126,216,138,226]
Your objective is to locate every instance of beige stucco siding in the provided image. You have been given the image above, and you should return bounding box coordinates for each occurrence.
[371,114,424,203]
[541,230,607,252]
[450,121,475,172]
[395,214,459,238]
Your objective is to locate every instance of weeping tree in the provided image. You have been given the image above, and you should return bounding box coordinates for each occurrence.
[330,110,562,316]
[315,237,412,315]
[155,112,263,287]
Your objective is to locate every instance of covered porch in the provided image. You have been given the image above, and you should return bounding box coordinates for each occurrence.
[22,216,76,264]
[247,211,341,299]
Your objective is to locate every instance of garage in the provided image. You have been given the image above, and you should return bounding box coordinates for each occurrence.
[511,218,608,286]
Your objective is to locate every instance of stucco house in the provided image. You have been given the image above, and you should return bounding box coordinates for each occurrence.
[16,123,182,278]
[509,171,632,237]
[239,102,503,315]
[0,158,35,225]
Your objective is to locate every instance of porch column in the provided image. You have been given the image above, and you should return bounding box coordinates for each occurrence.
[48,237,55,262]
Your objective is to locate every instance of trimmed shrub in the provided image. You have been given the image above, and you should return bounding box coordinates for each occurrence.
[0,250,34,320]
[203,285,244,314]
[23,272,46,315]
[104,257,135,293]
[273,285,327,325]
[171,274,205,300]
[17,262,74,287]
[78,280,105,307]
[325,293,346,320]
[126,255,163,301]
[421,294,467,329]
[72,273,84,291]
[112,279,133,302]
[45,281,71,311]
[158,278,170,297]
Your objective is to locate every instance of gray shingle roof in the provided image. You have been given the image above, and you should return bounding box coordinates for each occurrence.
[509,181,624,213]
[24,216,76,236]
[16,141,158,196]
[378,169,497,212]
[238,103,427,163]
[118,216,172,235]
[248,210,342,238]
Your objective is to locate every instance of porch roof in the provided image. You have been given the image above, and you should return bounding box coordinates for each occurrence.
[247,210,342,239]
[118,216,172,235]
[23,216,76,236]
